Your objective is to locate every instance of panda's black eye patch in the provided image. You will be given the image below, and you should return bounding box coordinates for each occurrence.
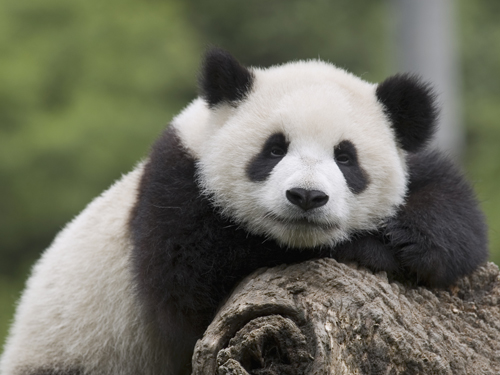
[247,133,289,182]
[334,140,369,194]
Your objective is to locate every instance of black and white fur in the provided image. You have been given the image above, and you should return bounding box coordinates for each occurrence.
[0,49,488,375]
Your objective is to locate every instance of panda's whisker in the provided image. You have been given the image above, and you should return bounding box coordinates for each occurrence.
[150,204,182,209]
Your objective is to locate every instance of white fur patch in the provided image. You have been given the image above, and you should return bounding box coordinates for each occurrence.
[177,60,408,248]
[0,164,170,375]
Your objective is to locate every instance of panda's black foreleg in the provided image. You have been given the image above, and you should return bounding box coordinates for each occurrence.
[331,232,400,274]
[382,150,488,287]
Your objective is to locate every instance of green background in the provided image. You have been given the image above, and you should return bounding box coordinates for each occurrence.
[1,0,500,349]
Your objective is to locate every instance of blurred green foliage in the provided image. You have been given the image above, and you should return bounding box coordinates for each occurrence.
[461,1,500,267]
[0,0,200,278]
[1,0,499,353]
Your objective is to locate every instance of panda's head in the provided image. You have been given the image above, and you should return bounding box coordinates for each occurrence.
[174,48,438,249]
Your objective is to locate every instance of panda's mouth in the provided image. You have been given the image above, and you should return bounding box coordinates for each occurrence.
[266,212,338,231]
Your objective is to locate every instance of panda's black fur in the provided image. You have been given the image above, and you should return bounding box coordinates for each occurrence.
[376,73,438,153]
[129,48,488,374]
[199,48,255,107]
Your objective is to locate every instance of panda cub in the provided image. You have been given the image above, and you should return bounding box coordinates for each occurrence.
[0,48,488,375]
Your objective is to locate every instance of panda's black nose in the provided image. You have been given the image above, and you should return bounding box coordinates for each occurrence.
[286,188,329,211]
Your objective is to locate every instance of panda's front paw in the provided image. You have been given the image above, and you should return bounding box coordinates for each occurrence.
[384,219,452,287]
[383,215,418,245]
[332,232,399,274]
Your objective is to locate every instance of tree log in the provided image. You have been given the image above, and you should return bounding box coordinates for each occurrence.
[192,258,500,374]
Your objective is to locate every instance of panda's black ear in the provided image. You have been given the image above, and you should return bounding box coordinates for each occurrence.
[376,74,439,153]
[199,47,254,108]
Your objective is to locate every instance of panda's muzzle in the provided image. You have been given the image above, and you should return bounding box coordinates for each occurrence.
[286,188,329,211]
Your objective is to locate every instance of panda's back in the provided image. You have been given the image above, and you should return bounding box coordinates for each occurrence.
[0,164,169,375]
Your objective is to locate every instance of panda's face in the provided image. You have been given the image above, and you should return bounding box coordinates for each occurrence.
[189,62,408,249]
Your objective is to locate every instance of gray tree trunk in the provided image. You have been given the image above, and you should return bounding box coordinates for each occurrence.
[391,0,464,160]
[192,259,500,374]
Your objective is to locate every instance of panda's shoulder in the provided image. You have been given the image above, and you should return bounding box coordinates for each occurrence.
[406,150,471,195]
[404,150,484,229]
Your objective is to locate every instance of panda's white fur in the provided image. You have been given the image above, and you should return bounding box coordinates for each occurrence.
[0,165,173,374]
[0,49,488,375]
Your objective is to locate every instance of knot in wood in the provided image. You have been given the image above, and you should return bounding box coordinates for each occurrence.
[216,315,313,375]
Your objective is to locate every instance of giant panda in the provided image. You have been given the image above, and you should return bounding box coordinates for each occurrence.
[0,48,488,375]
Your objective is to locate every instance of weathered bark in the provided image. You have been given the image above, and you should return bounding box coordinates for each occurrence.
[192,259,500,375]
